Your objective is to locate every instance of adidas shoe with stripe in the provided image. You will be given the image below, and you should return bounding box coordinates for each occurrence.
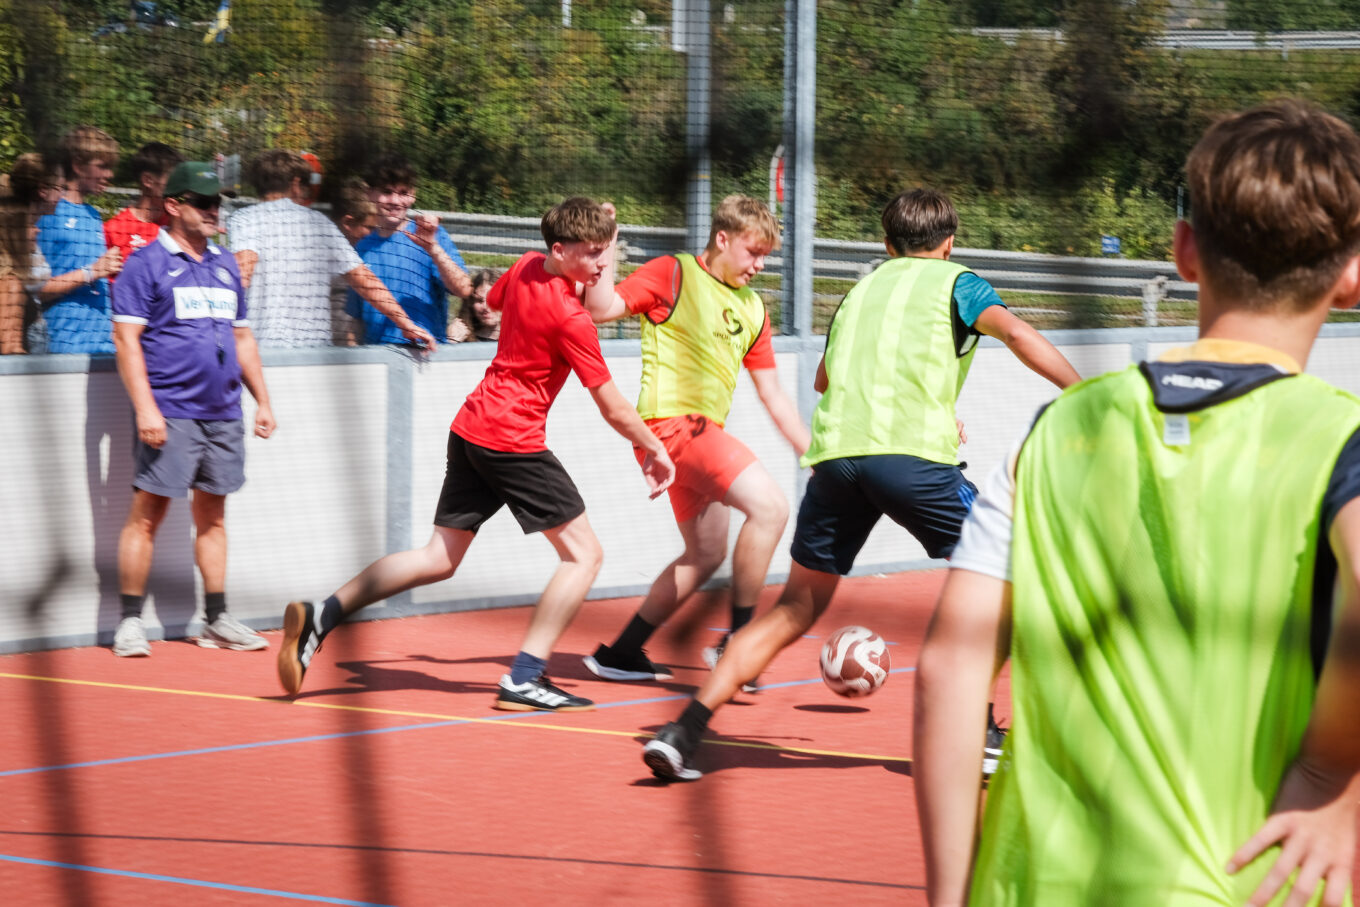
[278,600,324,695]
[494,674,595,712]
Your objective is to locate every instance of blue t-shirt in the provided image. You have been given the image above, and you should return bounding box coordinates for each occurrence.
[111,232,248,421]
[37,198,114,353]
[954,271,1005,327]
[347,223,467,345]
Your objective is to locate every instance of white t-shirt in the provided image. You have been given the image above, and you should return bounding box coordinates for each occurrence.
[949,440,1019,583]
[227,198,364,347]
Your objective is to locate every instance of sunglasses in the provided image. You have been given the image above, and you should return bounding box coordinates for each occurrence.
[175,193,222,211]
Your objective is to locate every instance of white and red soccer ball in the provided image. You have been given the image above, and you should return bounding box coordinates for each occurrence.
[819,626,890,697]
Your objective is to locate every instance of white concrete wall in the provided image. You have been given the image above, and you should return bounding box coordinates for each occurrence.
[4,326,1358,652]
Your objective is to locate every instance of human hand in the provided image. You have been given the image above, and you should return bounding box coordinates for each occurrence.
[136,406,166,449]
[1227,760,1358,907]
[403,322,437,353]
[640,447,675,499]
[410,212,439,252]
[957,418,967,445]
[94,247,123,279]
[448,319,470,343]
[254,403,276,439]
[600,201,619,245]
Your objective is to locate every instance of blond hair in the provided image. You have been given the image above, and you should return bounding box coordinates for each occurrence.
[707,195,780,252]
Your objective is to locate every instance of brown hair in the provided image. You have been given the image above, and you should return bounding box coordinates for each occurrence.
[0,153,60,274]
[128,142,182,179]
[707,195,780,251]
[881,188,958,255]
[1186,99,1360,311]
[330,178,376,222]
[541,196,614,247]
[249,149,312,196]
[58,125,119,172]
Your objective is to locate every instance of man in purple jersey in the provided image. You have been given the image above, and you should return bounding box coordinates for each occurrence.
[109,162,276,657]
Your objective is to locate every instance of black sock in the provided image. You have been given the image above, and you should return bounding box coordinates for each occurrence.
[611,613,657,653]
[120,594,145,621]
[677,699,713,741]
[319,595,345,635]
[729,605,755,635]
[204,592,227,624]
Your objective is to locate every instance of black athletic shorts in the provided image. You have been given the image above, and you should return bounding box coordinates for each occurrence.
[790,454,978,574]
[434,431,586,534]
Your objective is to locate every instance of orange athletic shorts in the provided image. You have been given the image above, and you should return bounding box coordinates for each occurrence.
[634,414,758,523]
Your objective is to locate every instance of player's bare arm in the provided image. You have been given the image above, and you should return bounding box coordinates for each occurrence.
[113,320,166,449]
[1227,497,1360,907]
[343,264,437,352]
[587,379,675,498]
[974,305,1081,390]
[749,367,811,456]
[410,212,472,298]
[233,325,276,439]
[914,567,1013,907]
[581,216,629,323]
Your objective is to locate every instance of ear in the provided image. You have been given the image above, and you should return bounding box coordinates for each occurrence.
[941,235,955,259]
[1172,220,1199,283]
[1328,255,1360,310]
[712,230,730,253]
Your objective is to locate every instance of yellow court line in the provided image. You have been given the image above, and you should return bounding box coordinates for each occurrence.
[0,671,911,765]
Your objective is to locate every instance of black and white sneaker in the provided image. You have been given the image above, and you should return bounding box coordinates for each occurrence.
[583,643,673,682]
[983,716,1007,777]
[494,674,595,712]
[278,601,323,695]
[701,634,759,694]
[642,721,702,781]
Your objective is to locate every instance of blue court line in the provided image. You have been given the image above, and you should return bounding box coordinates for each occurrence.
[0,853,395,906]
[1,669,914,778]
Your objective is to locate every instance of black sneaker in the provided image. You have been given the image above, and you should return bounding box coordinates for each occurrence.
[277,601,322,695]
[494,674,595,712]
[642,721,702,781]
[583,643,674,682]
[983,716,1007,777]
[701,634,759,694]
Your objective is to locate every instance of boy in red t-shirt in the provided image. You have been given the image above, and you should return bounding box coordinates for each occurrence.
[104,142,182,264]
[277,197,675,711]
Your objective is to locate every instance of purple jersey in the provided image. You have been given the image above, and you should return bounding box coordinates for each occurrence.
[111,231,248,420]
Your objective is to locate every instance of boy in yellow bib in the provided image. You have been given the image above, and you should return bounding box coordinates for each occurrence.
[916,100,1360,906]
[581,196,810,687]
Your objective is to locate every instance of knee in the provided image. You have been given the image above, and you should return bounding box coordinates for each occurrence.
[567,535,605,576]
[747,494,789,533]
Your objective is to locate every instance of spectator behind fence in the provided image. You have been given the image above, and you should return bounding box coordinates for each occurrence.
[346,153,471,346]
[110,162,275,657]
[104,141,182,264]
[0,154,64,354]
[227,150,434,350]
[326,178,379,346]
[449,268,500,342]
[36,125,123,353]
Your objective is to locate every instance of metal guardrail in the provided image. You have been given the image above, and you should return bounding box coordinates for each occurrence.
[971,28,1360,51]
[435,212,1190,305]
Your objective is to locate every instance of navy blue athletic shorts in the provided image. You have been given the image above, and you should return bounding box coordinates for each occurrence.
[789,454,978,574]
[434,431,586,534]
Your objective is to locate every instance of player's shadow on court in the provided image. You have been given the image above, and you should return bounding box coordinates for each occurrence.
[281,656,509,700]
[793,703,871,714]
[631,725,912,783]
[404,650,704,696]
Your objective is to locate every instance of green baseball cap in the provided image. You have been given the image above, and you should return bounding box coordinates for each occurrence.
[165,161,234,198]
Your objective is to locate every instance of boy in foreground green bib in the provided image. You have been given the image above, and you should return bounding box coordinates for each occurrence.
[915,99,1360,907]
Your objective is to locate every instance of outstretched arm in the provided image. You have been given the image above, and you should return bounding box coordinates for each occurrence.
[1227,498,1360,907]
[914,567,1013,907]
[582,228,630,324]
[587,379,675,497]
[975,305,1080,390]
[343,265,436,352]
[749,367,810,456]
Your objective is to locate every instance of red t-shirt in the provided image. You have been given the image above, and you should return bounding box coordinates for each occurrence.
[104,207,164,264]
[452,251,613,453]
[617,254,776,371]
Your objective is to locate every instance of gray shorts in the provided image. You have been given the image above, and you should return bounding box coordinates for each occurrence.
[132,417,246,498]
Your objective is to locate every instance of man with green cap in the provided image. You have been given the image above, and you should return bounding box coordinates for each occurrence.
[109,161,275,657]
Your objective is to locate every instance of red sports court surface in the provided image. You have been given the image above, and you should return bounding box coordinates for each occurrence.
[1,570,957,906]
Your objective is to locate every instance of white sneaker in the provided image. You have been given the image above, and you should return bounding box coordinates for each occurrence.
[197,613,268,651]
[702,634,758,693]
[112,617,151,657]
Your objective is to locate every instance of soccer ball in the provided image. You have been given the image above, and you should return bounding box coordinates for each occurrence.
[819,626,890,697]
